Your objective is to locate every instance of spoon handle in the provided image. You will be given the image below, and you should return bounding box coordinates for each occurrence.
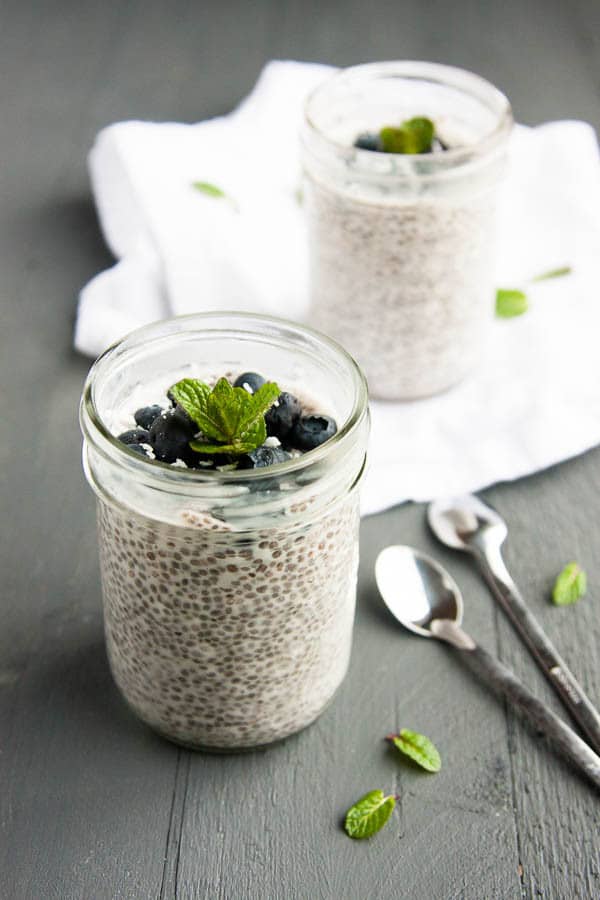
[476,545,600,756]
[463,643,600,790]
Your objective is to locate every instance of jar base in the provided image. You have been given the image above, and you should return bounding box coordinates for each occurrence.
[128,681,345,754]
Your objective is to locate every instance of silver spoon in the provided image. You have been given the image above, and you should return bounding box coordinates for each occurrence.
[375,545,600,790]
[427,494,600,755]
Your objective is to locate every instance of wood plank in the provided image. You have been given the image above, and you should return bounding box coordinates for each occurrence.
[487,454,600,900]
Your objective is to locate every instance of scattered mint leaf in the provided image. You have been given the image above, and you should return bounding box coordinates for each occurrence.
[192,181,227,199]
[387,729,442,772]
[168,376,280,457]
[552,562,587,606]
[379,117,435,154]
[495,289,528,318]
[192,181,239,211]
[344,790,396,839]
[531,266,572,282]
[496,267,571,318]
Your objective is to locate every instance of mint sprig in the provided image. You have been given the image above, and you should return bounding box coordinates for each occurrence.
[344,790,396,839]
[169,377,280,456]
[387,729,442,772]
[379,117,435,154]
[552,562,587,606]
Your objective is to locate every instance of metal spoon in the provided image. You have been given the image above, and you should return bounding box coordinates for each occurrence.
[427,494,600,755]
[375,545,600,790]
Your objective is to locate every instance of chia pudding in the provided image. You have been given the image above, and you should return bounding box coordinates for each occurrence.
[302,62,513,399]
[80,314,369,750]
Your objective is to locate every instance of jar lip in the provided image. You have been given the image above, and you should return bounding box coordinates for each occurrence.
[303,60,513,165]
[80,311,369,486]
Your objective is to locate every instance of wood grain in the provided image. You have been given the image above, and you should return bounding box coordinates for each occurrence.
[0,1,599,898]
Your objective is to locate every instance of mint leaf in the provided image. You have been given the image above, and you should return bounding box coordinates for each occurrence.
[496,289,528,318]
[379,117,435,154]
[237,382,281,433]
[552,562,587,606]
[192,181,239,212]
[388,729,441,772]
[190,419,266,456]
[204,377,248,442]
[192,181,227,199]
[169,378,225,442]
[189,439,258,455]
[531,266,572,282]
[169,379,210,425]
[169,376,279,456]
[344,790,396,839]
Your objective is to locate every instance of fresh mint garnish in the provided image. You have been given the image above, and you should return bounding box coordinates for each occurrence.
[379,117,435,154]
[531,266,572,282]
[344,790,396,839]
[169,377,280,456]
[387,729,442,772]
[495,289,528,318]
[552,562,587,606]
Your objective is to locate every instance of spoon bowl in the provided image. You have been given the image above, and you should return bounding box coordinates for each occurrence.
[427,494,507,552]
[375,545,463,637]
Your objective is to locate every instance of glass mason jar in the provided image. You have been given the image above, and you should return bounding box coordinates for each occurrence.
[302,61,513,399]
[80,313,369,751]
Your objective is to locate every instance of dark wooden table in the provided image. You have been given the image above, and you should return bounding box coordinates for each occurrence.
[2,2,599,897]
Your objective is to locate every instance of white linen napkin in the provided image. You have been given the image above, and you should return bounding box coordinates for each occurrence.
[75,60,600,516]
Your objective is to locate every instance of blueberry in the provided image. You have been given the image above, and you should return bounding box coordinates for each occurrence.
[134,405,163,430]
[354,132,381,152]
[148,410,196,463]
[118,428,150,445]
[239,446,291,469]
[233,372,266,394]
[265,392,302,440]
[171,404,197,434]
[128,443,151,457]
[164,392,198,433]
[289,415,337,451]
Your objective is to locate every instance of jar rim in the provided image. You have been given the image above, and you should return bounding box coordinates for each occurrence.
[303,60,513,167]
[80,311,369,489]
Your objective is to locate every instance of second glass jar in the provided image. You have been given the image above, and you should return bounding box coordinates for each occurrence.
[302,61,513,400]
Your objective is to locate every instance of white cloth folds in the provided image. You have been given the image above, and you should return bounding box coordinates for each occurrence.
[75,61,600,515]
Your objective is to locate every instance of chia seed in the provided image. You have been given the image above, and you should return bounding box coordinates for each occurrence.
[305,174,496,400]
[98,493,359,750]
